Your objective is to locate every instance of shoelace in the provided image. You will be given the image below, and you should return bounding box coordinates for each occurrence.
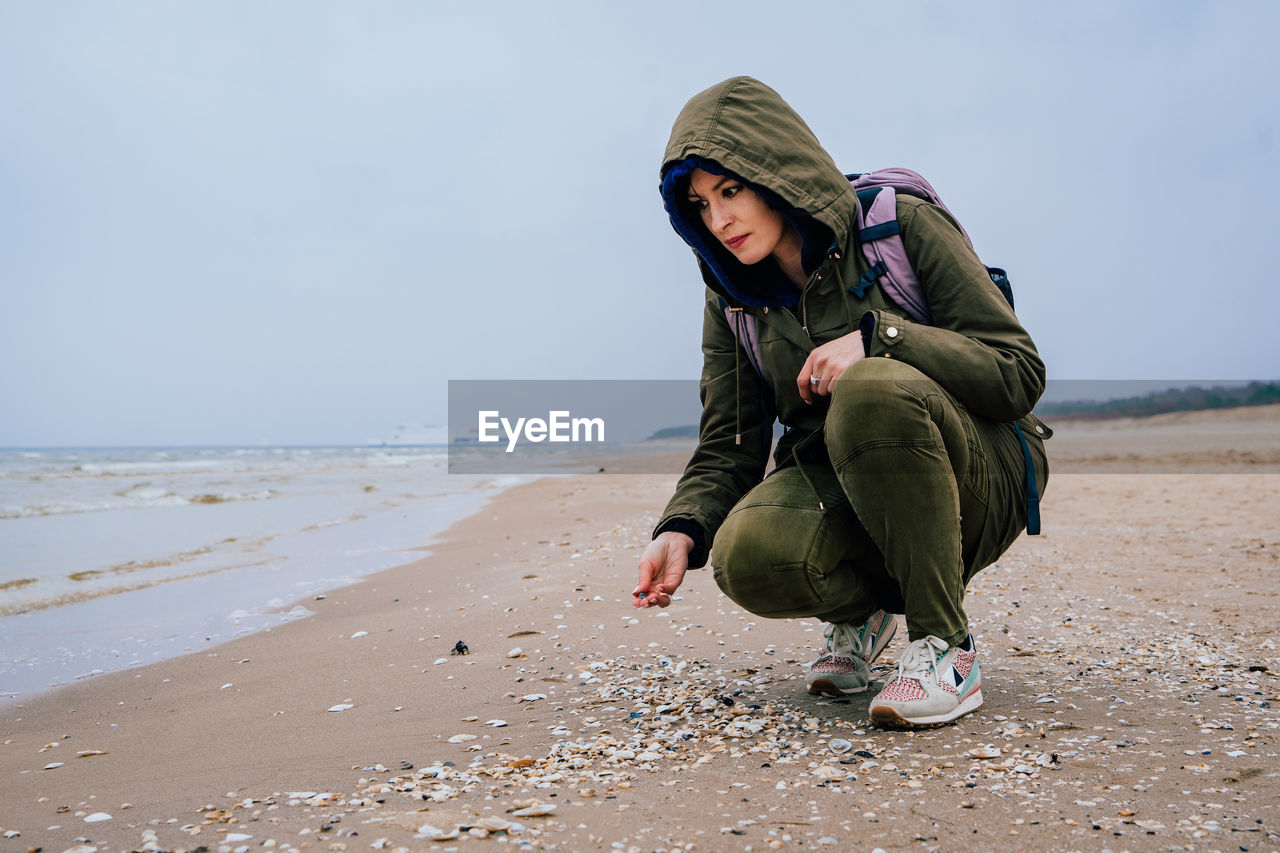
[891,636,949,682]
[825,621,865,659]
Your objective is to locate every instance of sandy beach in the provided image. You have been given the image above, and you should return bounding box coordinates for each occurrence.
[2,407,1278,853]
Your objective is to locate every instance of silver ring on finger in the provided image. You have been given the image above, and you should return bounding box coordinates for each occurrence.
[810,376,821,386]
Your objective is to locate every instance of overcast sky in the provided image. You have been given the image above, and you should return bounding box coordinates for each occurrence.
[2,1,1276,446]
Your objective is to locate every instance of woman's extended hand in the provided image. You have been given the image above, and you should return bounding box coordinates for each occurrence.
[797,331,867,404]
[633,531,693,608]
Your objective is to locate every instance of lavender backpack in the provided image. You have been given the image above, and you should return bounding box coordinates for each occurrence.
[844,167,1012,324]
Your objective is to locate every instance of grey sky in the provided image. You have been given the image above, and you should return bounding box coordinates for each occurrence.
[2,1,1276,446]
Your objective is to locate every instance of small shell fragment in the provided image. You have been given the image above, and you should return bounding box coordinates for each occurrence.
[508,647,523,658]
[519,693,547,702]
[484,719,509,727]
[83,812,112,823]
[511,803,556,817]
[327,704,354,712]
[828,738,852,754]
[416,824,459,841]
[448,734,478,743]
[969,746,1001,759]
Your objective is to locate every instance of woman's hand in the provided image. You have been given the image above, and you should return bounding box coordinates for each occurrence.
[633,531,693,608]
[798,331,867,404]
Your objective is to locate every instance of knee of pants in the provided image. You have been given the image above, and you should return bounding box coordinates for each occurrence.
[829,358,931,437]
[711,500,850,619]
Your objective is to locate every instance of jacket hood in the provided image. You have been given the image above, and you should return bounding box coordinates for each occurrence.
[660,76,856,308]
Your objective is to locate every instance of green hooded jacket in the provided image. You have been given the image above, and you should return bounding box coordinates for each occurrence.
[655,76,1049,568]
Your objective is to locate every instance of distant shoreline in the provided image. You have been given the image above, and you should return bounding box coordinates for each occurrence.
[1037,380,1279,420]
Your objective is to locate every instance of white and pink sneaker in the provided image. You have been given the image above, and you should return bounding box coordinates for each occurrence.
[869,633,982,728]
[805,610,899,696]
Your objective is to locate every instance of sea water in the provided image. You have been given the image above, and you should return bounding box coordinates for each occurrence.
[0,446,519,700]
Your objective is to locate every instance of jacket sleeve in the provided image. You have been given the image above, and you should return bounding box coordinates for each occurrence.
[653,289,774,568]
[860,199,1046,421]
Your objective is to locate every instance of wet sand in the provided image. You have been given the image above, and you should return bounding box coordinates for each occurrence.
[1,407,1278,852]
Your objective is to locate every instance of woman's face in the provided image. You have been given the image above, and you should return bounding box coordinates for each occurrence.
[686,168,798,267]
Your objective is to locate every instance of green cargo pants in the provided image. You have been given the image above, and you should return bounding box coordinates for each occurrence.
[711,358,1044,647]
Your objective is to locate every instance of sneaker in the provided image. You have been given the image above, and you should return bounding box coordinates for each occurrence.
[868,634,982,728]
[805,610,899,696]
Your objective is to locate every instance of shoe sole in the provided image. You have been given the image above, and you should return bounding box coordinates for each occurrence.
[869,688,983,728]
[806,677,873,696]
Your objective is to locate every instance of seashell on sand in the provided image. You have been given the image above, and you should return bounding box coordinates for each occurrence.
[511,803,557,817]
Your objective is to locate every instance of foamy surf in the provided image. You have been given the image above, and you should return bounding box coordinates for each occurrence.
[0,446,523,700]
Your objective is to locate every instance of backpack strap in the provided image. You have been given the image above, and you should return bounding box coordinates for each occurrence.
[719,298,767,384]
[850,184,932,325]
[1011,421,1041,535]
[853,188,901,242]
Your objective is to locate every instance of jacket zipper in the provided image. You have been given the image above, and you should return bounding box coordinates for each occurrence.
[799,270,823,335]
